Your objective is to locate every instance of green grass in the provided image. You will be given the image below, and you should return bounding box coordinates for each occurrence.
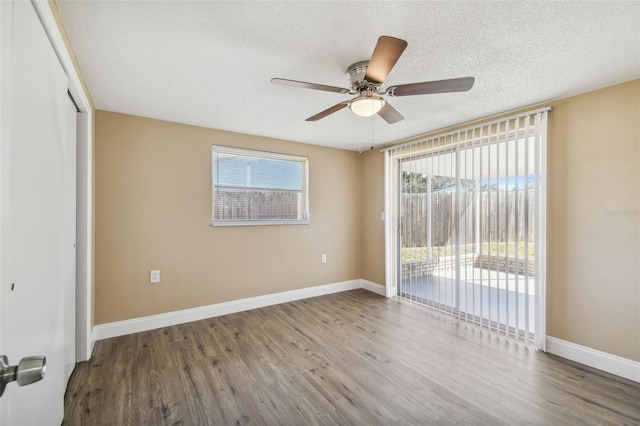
[480,241,535,258]
[402,241,534,262]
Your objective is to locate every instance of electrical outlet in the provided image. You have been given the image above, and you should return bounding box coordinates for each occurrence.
[321,254,327,263]
[150,270,160,283]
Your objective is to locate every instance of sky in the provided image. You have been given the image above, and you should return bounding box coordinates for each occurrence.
[213,155,302,190]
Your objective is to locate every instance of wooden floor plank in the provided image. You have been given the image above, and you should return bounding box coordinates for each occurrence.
[64,290,640,425]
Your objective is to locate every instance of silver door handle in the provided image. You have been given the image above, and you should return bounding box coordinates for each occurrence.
[0,355,46,397]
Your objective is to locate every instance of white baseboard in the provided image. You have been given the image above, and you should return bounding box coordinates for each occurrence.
[360,279,386,296]
[92,283,640,384]
[95,279,384,341]
[546,336,640,383]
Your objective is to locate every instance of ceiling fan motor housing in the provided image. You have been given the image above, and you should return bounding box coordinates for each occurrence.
[346,61,380,92]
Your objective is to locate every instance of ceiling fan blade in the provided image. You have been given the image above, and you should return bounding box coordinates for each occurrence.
[271,78,350,94]
[306,101,349,121]
[378,102,404,124]
[387,77,475,97]
[365,36,408,85]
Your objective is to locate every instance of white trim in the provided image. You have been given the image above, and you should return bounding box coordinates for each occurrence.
[212,220,310,227]
[211,144,308,162]
[534,111,548,351]
[31,1,91,111]
[360,279,386,296]
[31,0,95,361]
[95,279,385,340]
[211,144,310,227]
[90,281,640,384]
[383,150,397,298]
[73,108,91,362]
[546,336,640,383]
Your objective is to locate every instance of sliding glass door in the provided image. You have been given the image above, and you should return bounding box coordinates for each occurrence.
[386,109,548,346]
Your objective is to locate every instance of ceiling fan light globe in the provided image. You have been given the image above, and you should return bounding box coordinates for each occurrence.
[349,96,385,117]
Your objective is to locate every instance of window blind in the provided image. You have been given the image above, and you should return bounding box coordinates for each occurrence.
[212,145,309,225]
[384,107,549,349]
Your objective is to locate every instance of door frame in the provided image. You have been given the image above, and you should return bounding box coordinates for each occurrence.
[30,0,95,362]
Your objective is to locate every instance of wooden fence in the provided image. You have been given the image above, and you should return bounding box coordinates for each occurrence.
[214,190,300,221]
[401,189,535,247]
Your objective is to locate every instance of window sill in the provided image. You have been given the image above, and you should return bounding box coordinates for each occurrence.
[211,220,310,227]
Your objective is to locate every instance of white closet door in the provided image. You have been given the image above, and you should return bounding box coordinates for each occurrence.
[0,0,76,424]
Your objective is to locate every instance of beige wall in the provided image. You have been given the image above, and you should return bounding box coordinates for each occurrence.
[360,149,386,285]
[95,111,362,324]
[546,79,639,361]
[361,79,640,362]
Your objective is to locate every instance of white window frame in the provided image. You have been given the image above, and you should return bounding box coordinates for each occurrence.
[211,145,310,226]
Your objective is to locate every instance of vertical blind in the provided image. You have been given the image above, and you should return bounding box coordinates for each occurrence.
[384,108,549,349]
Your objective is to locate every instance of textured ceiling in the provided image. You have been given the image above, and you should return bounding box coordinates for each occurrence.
[56,1,640,151]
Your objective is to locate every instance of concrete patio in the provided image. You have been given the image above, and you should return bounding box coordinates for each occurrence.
[400,265,535,335]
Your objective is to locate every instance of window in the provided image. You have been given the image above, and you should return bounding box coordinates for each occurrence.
[212,145,309,226]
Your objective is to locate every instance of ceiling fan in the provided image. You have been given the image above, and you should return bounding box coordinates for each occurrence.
[271,36,475,124]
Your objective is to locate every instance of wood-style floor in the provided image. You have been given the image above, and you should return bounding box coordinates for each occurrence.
[63,290,640,425]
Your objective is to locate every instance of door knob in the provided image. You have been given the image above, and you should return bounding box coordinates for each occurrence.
[0,355,46,397]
